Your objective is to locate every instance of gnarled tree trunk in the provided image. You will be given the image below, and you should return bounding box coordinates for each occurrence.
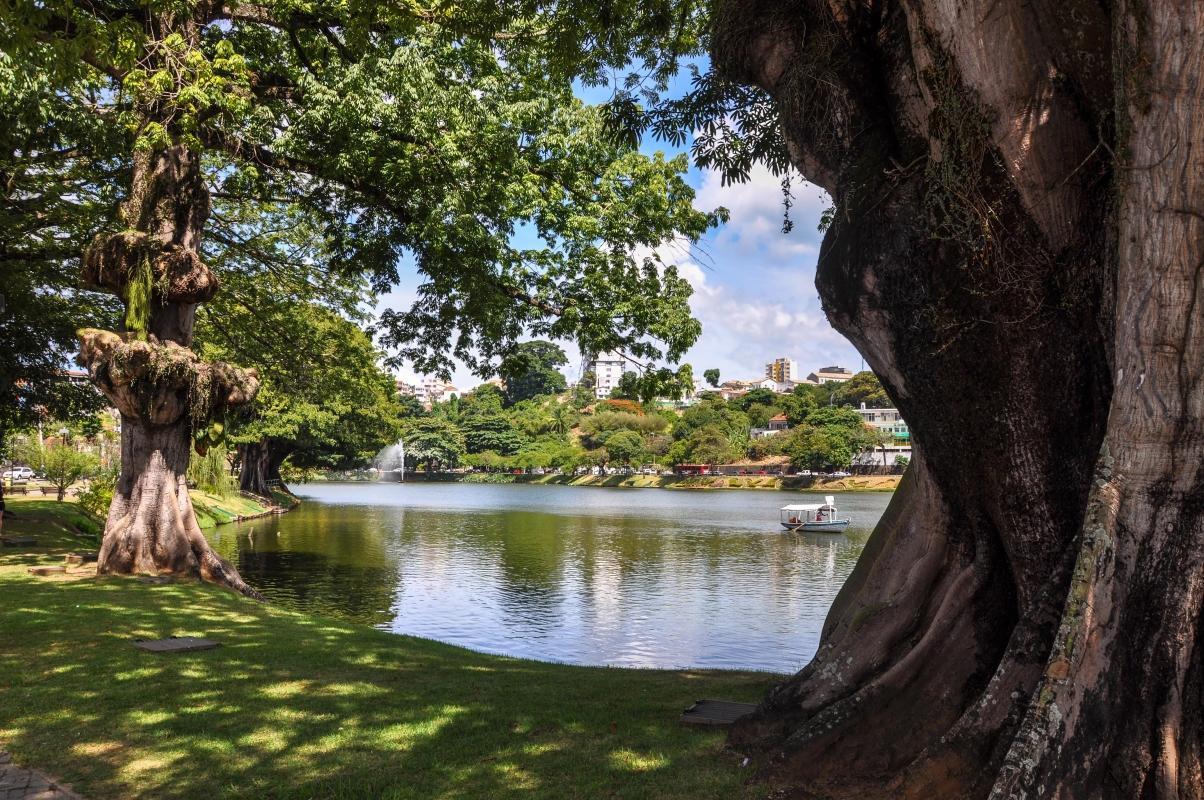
[713,0,1203,796]
[237,439,291,498]
[78,138,261,598]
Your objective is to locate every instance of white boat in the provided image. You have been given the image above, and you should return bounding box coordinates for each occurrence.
[779,496,851,532]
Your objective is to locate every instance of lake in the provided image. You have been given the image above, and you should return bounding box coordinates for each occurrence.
[206,482,891,673]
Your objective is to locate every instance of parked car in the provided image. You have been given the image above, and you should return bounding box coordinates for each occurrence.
[2,466,34,481]
[829,470,852,478]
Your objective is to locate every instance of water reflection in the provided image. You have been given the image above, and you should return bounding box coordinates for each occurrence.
[207,483,890,672]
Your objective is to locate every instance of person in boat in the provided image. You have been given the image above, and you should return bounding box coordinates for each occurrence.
[815,508,826,522]
[789,515,800,524]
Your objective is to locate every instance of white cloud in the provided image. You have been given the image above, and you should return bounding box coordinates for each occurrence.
[377,163,863,392]
[663,164,862,382]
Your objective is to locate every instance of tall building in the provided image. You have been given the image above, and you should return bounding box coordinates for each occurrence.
[765,357,799,383]
[588,351,630,399]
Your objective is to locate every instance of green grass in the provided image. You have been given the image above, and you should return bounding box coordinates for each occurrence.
[190,489,295,529]
[0,502,779,800]
[1,497,103,549]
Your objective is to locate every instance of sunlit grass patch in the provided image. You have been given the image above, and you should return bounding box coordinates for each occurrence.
[0,511,779,800]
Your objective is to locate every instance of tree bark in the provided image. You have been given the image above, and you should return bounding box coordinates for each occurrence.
[98,415,258,596]
[237,439,290,498]
[712,0,1203,796]
[79,133,261,595]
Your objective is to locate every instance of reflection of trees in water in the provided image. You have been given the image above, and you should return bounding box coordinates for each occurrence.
[208,505,400,626]
[206,494,877,668]
[489,511,566,629]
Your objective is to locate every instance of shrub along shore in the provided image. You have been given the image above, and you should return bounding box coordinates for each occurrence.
[388,471,901,492]
[0,496,777,800]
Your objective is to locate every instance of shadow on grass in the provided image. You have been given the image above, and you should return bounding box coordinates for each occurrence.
[0,572,777,800]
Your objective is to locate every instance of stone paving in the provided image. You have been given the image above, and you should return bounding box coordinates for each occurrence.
[0,753,83,800]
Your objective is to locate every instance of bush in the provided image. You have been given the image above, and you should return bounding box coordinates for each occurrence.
[78,466,117,519]
[598,399,643,415]
[188,442,237,496]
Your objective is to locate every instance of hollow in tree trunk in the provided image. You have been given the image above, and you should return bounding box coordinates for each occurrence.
[78,142,261,598]
[712,0,1204,796]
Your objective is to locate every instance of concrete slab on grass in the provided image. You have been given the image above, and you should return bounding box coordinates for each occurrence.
[134,637,221,654]
[680,699,757,727]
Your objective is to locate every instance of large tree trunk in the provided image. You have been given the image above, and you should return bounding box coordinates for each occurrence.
[713,0,1203,796]
[237,439,290,498]
[98,415,257,596]
[78,135,260,596]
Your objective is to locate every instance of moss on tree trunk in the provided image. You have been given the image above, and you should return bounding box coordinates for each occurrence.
[78,142,260,597]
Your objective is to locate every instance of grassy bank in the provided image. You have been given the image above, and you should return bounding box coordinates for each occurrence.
[190,488,297,529]
[455,472,901,492]
[0,501,779,800]
[2,486,292,538]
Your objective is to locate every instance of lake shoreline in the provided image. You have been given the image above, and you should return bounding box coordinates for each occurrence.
[355,472,901,492]
[0,521,778,799]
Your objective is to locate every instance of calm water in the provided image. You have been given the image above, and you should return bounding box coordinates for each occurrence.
[206,482,891,672]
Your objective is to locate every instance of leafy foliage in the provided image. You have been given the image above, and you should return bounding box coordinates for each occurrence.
[602,429,646,466]
[403,416,466,471]
[0,48,119,458]
[15,441,99,501]
[462,414,528,456]
[499,341,569,406]
[3,2,721,386]
[830,371,891,408]
[195,289,403,474]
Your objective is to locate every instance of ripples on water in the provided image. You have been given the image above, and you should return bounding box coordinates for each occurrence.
[206,482,892,672]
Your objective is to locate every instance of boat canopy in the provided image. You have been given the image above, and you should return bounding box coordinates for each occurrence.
[780,496,837,512]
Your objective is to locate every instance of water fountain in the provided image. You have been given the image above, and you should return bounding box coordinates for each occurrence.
[374,439,406,482]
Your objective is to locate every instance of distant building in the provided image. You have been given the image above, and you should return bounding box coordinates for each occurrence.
[589,351,631,399]
[751,413,792,439]
[61,368,91,387]
[807,365,854,384]
[856,402,911,445]
[765,357,799,383]
[401,377,460,407]
[751,377,779,391]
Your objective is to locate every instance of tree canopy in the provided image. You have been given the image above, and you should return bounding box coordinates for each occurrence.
[1,1,722,380]
[498,341,569,406]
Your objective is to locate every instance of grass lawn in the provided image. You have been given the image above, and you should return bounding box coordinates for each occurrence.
[0,498,779,799]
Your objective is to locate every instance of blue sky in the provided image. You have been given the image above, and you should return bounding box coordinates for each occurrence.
[379,62,863,390]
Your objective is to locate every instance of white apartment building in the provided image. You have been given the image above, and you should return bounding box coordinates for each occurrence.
[416,375,457,407]
[589,351,631,399]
